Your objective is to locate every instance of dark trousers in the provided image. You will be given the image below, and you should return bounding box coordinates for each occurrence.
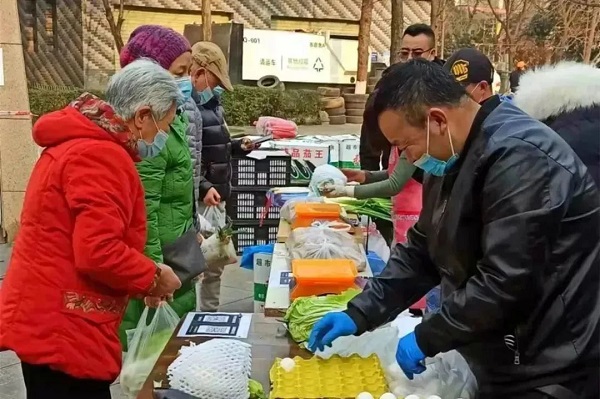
[21,362,112,399]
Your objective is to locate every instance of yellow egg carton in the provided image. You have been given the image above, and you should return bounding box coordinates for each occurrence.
[269,354,388,399]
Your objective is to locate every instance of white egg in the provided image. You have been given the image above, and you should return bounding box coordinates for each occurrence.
[392,387,405,398]
[279,357,295,372]
[356,393,375,399]
[405,395,421,399]
[379,393,397,399]
[426,396,442,399]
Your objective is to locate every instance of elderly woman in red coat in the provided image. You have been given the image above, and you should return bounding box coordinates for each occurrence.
[0,59,182,399]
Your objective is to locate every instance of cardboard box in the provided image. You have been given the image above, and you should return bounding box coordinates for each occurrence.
[253,252,273,313]
[266,140,330,185]
[304,136,340,167]
[337,135,361,169]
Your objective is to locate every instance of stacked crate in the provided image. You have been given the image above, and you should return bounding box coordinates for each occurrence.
[227,152,292,254]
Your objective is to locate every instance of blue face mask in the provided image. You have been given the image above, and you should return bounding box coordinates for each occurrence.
[413,116,458,177]
[176,77,193,106]
[137,114,169,159]
[198,87,214,105]
[213,85,224,97]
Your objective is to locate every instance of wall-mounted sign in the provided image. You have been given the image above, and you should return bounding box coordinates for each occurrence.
[242,28,370,84]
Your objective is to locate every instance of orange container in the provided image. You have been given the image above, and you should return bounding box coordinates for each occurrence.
[291,203,342,229]
[290,259,357,300]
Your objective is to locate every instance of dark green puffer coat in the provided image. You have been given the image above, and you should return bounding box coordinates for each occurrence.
[119,111,196,349]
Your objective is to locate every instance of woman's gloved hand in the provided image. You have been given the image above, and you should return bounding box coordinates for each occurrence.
[396,332,427,379]
[341,169,366,183]
[308,312,357,352]
[322,184,355,198]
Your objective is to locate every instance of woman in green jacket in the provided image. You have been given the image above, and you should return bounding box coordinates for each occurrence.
[118,25,198,349]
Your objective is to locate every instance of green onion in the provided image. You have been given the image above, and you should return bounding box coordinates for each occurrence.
[324,198,392,221]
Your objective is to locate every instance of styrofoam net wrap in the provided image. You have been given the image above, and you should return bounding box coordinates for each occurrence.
[167,339,252,399]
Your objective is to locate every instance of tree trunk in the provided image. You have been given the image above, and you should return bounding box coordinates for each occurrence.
[101,0,124,52]
[356,0,374,94]
[390,0,404,64]
[430,0,441,45]
[582,8,599,63]
[202,0,212,41]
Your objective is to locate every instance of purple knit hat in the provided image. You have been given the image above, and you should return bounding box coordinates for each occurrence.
[120,25,191,70]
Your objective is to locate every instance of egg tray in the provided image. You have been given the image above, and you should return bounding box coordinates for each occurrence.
[269,354,388,399]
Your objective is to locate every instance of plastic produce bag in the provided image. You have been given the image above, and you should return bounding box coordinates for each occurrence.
[367,229,391,263]
[201,234,237,267]
[255,116,298,139]
[167,339,252,399]
[120,303,180,398]
[288,225,366,271]
[308,164,347,197]
[202,205,226,232]
[199,205,237,267]
[197,213,213,233]
[315,313,477,399]
[280,197,324,223]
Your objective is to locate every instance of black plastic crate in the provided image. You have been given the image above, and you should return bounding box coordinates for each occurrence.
[232,224,279,254]
[231,155,291,187]
[226,189,281,222]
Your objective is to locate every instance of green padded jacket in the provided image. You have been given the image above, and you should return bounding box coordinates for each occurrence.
[119,112,196,349]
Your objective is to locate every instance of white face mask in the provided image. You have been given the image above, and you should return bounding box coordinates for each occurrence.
[137,113,168,159]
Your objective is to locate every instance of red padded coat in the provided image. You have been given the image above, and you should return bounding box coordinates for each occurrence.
[0,104,157,381]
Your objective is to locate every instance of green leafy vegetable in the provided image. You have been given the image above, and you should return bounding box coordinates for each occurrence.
[138,329,173,360]
[249,379,266,399]
[284,289,361,343]
[325,198,392,221]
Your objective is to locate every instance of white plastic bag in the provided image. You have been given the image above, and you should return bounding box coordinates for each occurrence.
[203,204,226,232]
[387,351,478,399]
[120,303,180,398]
[315,313,477,399]
[201,233,237,266]
[368,229,391,262]
[308,164,347,196]
[197,213,214,233]
[288,224,366,271]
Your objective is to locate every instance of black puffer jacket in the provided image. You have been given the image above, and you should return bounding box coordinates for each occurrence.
[346,98,600,396]
[193,92,244,201]
[514,62,600,188]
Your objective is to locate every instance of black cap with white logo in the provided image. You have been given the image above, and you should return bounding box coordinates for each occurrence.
[444,48,494,85]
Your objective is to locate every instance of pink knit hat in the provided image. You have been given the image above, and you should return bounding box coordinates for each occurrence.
[120,25,191,70]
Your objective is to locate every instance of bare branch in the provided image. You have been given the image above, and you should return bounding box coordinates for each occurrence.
[101,0,124,52]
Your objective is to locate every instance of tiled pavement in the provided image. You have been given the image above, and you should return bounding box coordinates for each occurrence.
[0,243,254,398]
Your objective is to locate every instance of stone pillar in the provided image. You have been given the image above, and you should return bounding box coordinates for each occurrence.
[0,0,39,242]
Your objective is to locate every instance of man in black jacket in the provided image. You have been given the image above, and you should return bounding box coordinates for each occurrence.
[360,23,444,172]
[310,60,599,398]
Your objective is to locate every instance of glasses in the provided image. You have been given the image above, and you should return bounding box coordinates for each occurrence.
[399,48,433,61]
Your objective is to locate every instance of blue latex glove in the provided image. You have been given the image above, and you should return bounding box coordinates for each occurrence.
[308,312,357,352]
[396,332,427,379]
